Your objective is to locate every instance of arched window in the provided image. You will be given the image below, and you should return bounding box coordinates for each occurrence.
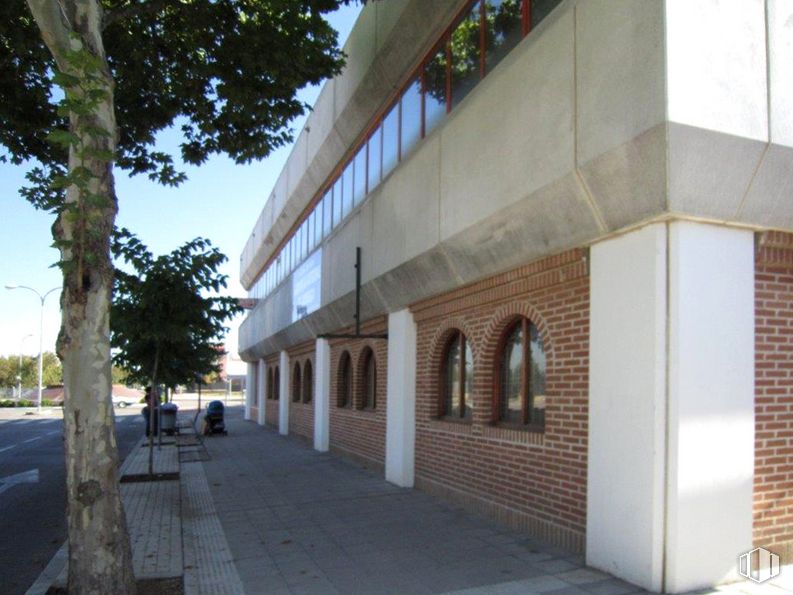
[292,362,301,402]
[273,366,280,401]
[498,318,546,428]
[303,360,313,403]
[338,351,352,408]
[361,348,377,410]
[267,368,274,400]
[441,331,473,420]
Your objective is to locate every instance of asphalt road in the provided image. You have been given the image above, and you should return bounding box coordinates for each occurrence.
[0,407,143,595]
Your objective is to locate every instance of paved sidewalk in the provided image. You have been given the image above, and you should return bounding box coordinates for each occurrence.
[203,408,627,595]
[25,403,793,594]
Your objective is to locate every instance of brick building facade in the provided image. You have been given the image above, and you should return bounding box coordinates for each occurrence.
[239,1,793,591]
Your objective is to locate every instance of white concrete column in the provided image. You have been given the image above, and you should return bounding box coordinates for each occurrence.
[313,338,331,452]
[244,362,255,421]
[385,308,417,488]
[587,222,754,593]
[279,350,289,435]
[257,359,267,426]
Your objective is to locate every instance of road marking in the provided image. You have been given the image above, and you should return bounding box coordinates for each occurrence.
[23,437,43,443]
[0,445,17,454]
[0,468,39,495]
[46,430,61,436]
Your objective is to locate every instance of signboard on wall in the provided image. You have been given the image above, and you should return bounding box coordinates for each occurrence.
[292,249,322,323]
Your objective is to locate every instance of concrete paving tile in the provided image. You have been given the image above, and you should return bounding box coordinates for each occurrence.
[556,568,612,585]
[581,578,644,595]
[531,558,581,575]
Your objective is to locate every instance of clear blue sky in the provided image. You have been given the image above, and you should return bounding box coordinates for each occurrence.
[0,5,361,359]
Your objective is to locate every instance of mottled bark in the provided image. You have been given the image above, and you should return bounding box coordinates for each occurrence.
[25,1,135,593]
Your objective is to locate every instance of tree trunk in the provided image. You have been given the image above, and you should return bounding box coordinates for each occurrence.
[25,1,136,593]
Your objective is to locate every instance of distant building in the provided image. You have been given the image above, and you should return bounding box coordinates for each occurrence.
[238,2,793,592]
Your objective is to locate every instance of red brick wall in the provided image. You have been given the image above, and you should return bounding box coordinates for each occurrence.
[288,342,315,443]
[329,318,388,470]
[411,249,589,552]
[264,354,280,429]
[754,232,793,558]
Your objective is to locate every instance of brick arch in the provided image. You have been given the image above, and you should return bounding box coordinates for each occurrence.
[480,301,554,423]
[425,317,480,420]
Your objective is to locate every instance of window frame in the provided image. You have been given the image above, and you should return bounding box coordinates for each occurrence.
[493,317,545,430]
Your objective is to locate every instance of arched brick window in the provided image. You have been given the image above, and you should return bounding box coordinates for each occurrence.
[360,348,377,410]
[292,362,301,403]
[337,351,352,408]
[496,317,546,429]
[273,366,280,401]
[440,330,472,420]
[267,367,275,400]
[303,360,313,403]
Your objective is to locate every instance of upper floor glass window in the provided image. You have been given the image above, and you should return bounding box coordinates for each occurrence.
[401,79,421,159]
[424,43,448,136]
[451,1,482,109]
[382,102,399,179]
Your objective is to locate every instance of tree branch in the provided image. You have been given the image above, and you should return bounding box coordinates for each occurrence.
[26,0,74,67]
[102,0,170,31]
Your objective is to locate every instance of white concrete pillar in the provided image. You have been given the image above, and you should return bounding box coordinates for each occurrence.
[279,350,289,435]
[587,222,754,593]
[257,359,267,426]
[244,362,255,421]
[385,308,417,488]
[313,338,331,452]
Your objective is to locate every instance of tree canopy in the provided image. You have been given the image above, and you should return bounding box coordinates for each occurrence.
[111,229,242,390]
[1,0,353,204]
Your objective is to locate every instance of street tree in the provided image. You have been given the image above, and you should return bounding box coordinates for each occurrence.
[111,230,241,473]
[1,1,364,591]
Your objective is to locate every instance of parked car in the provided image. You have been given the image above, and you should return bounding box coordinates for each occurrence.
[111,394,135,408]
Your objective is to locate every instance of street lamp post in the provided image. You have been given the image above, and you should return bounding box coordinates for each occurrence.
[17,333,33,400]
[5,285,60,413]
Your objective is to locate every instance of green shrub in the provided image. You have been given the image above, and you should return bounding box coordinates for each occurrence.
[0,400,14,407]
[17,399,34,407]
[41,399,62,407]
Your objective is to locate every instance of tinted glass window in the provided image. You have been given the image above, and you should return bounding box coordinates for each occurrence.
[292,363,301,402]
[401,79,421,159]
[332,178,342,228]
[367,127,382,193]
[424,44,447,136]
[322,190,332,236]
[443,332,473,420]
[382,103,399,179]
[363,350,376,409]
[500,323,523,424]
[485,0,523,73]
[529,323,546,426]
[342,160,354,218]
[531,0,561,28]
[444,335,461,417]
[353,146,366,206]
[339,353,352,408]
[303,361,313,403]
[451,2,481,108]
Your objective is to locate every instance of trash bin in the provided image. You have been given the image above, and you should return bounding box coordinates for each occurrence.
[160,402,178,436]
